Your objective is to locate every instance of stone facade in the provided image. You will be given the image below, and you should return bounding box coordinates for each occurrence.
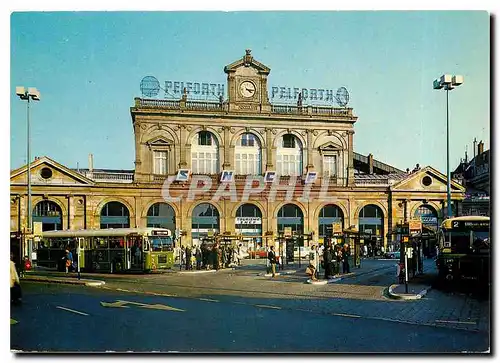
[10,51,467,249]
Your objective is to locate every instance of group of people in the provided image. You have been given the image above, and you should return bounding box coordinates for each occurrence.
[177,243,243,271]
[307,243,351,280]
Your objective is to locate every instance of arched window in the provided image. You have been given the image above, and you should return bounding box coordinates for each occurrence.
[358,204,384,236]
[276,134,303,176]
[414,205,438,231]
[318,204,344,237]
[192,203,220,241]
[147,203,176,232]
[277,203,304,234]
[235,133,261,175]
[235,203,262,237]
[33,201,63,231]
[100,201,130,229]
[191,131,219,174]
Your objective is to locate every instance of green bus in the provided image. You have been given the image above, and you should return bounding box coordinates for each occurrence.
[437,216,490,285]
[36,228,174,273]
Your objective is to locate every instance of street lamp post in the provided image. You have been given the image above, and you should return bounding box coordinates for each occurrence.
[15,86,40,262]
[433,75,463,219]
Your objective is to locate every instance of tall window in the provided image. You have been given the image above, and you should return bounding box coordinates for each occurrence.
[277,134,303,176]
[191,131,219,174]
[323,155,337,177]
[235,133,261,175]
[153,151,168,175]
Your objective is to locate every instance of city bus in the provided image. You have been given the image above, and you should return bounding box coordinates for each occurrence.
[36,228,174,273]
[436,216,490,286]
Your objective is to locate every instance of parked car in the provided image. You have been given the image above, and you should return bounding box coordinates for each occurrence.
[384,251,400,259]
[248,248,268,259]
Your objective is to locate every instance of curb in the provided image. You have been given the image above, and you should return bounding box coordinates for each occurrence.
[22,276,106,287]
[178,269,218,275]
[306,277,341,285]
[388,284,431,300]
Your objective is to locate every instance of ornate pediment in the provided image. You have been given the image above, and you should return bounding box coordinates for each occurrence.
[318,141,343,154]
[224,49,271,75]
[10,156,95,186]
[146,136,173,147]
[392,166,465,193]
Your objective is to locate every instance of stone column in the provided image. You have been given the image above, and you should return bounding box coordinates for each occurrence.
[347,130,355,186]
[265,128,274,170]
[223,126,231,169]
[306,129,314,171]
[178,125,188,168]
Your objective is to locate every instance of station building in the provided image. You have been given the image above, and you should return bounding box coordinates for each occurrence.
[10,50,466,251]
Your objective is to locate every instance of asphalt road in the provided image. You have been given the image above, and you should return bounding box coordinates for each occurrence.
[11,282,489,353]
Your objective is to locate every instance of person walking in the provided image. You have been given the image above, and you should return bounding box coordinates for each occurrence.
[64,247,73,273]
[268,245,277,277]
[10,253,22,305]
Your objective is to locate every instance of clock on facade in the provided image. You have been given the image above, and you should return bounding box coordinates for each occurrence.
[239,81,256,98]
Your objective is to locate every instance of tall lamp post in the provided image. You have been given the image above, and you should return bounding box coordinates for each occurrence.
[433,75,463,219]
[15,86,40,261]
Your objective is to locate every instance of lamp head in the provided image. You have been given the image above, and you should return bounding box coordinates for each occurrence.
[433,79,443,90]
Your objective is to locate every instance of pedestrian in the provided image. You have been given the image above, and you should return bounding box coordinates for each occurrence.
[180,246,186,269]
[237,244,243,266]
[64,247,73,273]
[10,253,22,305]
[268,245,277,277]
[309,245,319,281]
[342,244,351,274]
[195,246,202,270]
[323,243,333,279]
[185,246,192,270]
[334,245,342,276]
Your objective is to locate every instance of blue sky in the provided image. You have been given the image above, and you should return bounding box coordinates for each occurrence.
[10,11,490,173]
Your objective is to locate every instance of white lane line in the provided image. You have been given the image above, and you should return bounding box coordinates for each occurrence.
[435,320,477,325]
[198,298,219,302]
[332,313,361,318]
[255,304,281,310]
[56,306,89,316]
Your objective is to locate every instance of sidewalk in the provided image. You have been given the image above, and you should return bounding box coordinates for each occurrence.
[22,273,105,287]
[387,258,436,300]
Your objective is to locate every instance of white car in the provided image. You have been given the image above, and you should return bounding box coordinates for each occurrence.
[293,246,312,259]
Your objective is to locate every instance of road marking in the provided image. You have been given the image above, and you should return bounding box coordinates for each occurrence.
[100,300,131,308]
[198,298,219,302]
[435,320,477,325]
[255,304,281,310]
[116,288,131,292]
[10,319,18,325]
[56,306,89,316]
[100,300,184,312]
[332,313,361,318]
[140,304,185,312]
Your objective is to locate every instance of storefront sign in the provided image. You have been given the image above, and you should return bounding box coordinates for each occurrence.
[332,222,343,234]
[235,217,262,225]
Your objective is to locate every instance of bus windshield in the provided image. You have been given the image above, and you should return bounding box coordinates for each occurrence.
[149,236,173,252]
[447,230,490,254]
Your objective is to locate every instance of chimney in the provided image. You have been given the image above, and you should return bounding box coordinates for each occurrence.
[478,141,484,155]
[368,153,374,174]
[88,153,94,172]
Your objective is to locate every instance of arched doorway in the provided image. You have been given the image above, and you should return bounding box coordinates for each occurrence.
[358,204,384,256]
[414,204,439,257]
[192,203,220,244]
[318,204,344,243]
[277,204,304,234]
[414,204,438,231]
[100,201,130,229]
[147,203,176,233]
[235,203,262,250]
[33,200,63,231]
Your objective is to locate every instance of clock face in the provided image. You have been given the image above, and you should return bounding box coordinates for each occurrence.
[240,81,256,98]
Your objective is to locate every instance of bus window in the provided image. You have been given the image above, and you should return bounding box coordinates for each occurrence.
[150,237,163,252]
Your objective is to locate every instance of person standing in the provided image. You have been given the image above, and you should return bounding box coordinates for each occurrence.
[323,243,333,279]
[309,245,319,281]
[11,253,22,305]
[268,245,277,277]
[186,246,192,270]
[342,244,351,274]
[195,246,202,270]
